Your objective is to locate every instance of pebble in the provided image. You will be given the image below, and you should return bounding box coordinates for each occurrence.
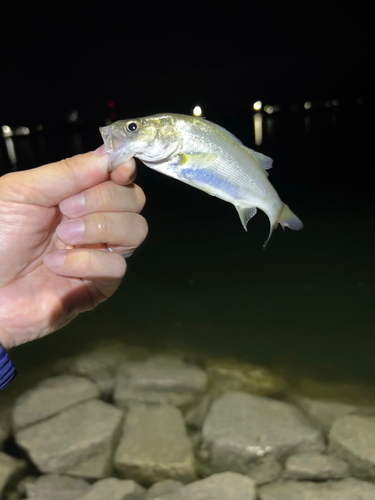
[146,480,183,499]
[77,478,145,500]
[12,375,100,430]
[258,478,375,500]
[246,456,282,486]
[15,399,123,478]
[24,474,90,500]
[200,391,324,473]
[283,452,349,480]
[329,415,375,479]
[115,404,196,485]
[0,409,11,449]
[0,452,27,499]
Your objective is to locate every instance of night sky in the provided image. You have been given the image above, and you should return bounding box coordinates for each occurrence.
[0,3,371,124]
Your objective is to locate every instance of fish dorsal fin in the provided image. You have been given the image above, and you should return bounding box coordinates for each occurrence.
[206,120,244,145]
[235,206,257,231]
[247,150,273,170]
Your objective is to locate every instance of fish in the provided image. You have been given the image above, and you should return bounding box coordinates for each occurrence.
[100,113,303,247]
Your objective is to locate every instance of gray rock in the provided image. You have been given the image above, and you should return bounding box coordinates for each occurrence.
[291,395,375,433]
[25,474,90,500]
[146,480,183,499]
[0,452,27,499]
[143,355,186,368]
[114,405,196,485]
[0,409,11,449]
[16,399,123,478]
[77,478,145,500]
[329,415,375,479]
[246,456,282,486]
[12,375,100,430]
[206,359,288,398]
[184,396,211,429]
[283,452,349,480]
[150,472,256,500]
[200,392,324,474]
[16,475,37,497]
[258,478,375,500]
[113,362,207,410]
[54,343,129,399]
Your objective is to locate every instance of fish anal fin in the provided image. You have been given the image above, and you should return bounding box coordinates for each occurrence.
[236,206,257,231]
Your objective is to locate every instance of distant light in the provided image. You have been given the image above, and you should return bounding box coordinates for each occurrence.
[36,124,43,131]
[326,101,332,108]
[253,101,262,111]
[104,118,112,125]
[68,110,78,122]
[14,126,30,136]
[332,99,339,106]
[304,101,312,110]
[264,105,274,114]
[253,113,263,146]
[108,100,115,108]
[273,105,280,112]
[193,106,202,117]
[2,125,12,137]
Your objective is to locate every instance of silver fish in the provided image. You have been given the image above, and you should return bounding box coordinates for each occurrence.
[100,113,303,246]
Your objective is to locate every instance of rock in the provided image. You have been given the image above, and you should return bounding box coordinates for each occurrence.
[77,478,145,500]
[283,452,349,480]
[16,475,37,497]
[0,452,27,499]
[291,395,375,433]
[246,456,282,486]
[25,474,90,500]
[143,355,186,367]
[184,396,211,429]
[329,415,375,480]
[0,409,11,449]
[206,359,287,398]
[258,478,375,500]
[113,362,207,410]
[12,375,100,430]
[54,343,129,399]
[200,392,324,474]
[150,472,256,500]
[15,399,123,478]
[114,405,196,485]
[146,480,183,499]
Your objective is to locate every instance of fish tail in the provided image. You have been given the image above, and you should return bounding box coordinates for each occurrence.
[263,204,303,249]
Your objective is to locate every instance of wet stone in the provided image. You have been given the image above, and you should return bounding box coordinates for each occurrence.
[113,361,207,410]
[246,456,282,486]
[114,404,196,485]
[77,478,145,500]
[184,395,211,429]
[146,480,183,499]
[0,452,27,499]
[24,474,90,500]
[12,375,100,430]
[283,452,349,480]
[329,415,375,480]
[291,394,375,433]
[200,392,324,474]
[206,359,288,398]
[15,399,123,478]
[150,472,256,500]
[258,478,375,500]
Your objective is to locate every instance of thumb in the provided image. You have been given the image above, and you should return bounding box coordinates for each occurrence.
[2,148,110,207]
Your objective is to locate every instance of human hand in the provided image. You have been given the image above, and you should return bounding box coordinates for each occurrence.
[0,148,147,350]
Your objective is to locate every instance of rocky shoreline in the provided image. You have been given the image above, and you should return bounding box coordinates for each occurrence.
[1,343,375,499]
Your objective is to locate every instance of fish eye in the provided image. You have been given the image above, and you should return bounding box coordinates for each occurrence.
[126,122,138,133]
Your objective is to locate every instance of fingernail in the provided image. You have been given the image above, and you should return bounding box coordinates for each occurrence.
[94,144,106,156]
[44,251,66,269]
[56,219,85,242]
[60,193,85,216]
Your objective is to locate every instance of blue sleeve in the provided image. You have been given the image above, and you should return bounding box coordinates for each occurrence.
[0,345,17,391]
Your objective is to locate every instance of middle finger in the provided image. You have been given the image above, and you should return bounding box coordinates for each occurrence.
[59,181,146,218]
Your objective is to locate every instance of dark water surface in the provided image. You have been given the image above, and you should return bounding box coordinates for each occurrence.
[1,105,374,405]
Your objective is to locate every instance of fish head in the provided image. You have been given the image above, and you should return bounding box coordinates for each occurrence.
[100,115,181,170]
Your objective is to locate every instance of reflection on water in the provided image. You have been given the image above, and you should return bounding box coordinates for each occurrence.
[0,105,374,407]
[253,113,263,145]
[4,137,17,170]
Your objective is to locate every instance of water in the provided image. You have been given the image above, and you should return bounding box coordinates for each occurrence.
[1,104,374,406]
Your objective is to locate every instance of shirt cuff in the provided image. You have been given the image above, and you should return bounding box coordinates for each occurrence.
[0,344,17,391]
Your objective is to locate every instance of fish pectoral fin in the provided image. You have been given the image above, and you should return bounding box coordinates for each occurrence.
[235,205,257,231]
[174,153,218,169]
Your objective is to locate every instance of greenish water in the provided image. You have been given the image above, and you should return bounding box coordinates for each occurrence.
[1,106,374,407]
